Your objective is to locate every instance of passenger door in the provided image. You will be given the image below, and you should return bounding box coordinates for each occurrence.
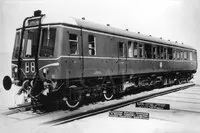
[118,41,127,75]
[66,29,82,79]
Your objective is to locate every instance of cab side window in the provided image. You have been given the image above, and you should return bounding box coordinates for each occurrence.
[69,34,78,55]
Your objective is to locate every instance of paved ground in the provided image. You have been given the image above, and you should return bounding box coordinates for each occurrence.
[0,84,200,133]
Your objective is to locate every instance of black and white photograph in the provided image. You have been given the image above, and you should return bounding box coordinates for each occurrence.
[0,0,200,132]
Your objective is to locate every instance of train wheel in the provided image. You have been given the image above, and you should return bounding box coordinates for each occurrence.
[186,77,190,83]
[65,85,82,109]
[178,79,182,84]
[103,88,114,101]
[65,98,80,109]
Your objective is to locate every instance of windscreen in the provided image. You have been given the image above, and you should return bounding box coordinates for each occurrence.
[13,32,21,58]
[39,28,56,57]
[12,27,56,59]
[13,29,38,58]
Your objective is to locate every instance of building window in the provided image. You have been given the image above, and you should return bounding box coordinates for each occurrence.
[128,41,133,57]
[119,42,126,57]
[88,35,96,55]
[69,34,78,55]
[133,42,138,58]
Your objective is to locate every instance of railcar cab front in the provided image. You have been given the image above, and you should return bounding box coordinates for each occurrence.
[3,10,60,99]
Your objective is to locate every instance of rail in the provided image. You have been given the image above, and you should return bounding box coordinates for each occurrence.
[2,103,42,115]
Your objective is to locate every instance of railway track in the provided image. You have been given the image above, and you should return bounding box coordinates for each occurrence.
[1,82,194,126]
[2,103,42,115]
[43,82,194,126]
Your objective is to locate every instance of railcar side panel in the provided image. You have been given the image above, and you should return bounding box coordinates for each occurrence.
[58,26,197,80]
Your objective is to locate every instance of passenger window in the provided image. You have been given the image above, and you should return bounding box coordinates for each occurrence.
[144,43,152,59]
[128,41,133,57]
[133,42,138,58]
[173,50,176,60]
[180,51,183,60]
[184,51,188,60]
[138,43,144,58]
[157,46,160,59]
[160,46,164,59]
[163,47,167,59]
[119,42,126,57]
[152,46,157,59]
[177,51,180,60]
[69,34,78,55]
[168,47,173,60]
[189,52,193,60]
[88,35,96,56]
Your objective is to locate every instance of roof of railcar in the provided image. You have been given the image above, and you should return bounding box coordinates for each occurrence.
[22,16,196,50]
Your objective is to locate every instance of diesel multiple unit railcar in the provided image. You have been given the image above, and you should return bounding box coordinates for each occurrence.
[3,10,197,108]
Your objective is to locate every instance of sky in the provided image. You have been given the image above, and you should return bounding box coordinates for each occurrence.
[0,0,200,54]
